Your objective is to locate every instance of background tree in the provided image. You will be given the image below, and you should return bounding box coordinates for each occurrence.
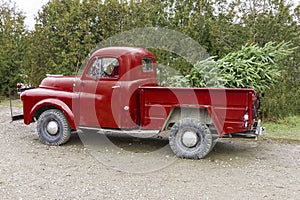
[238,0,300,118]
[0,0,27,96]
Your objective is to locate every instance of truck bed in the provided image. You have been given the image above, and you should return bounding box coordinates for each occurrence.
[139,87,255,136]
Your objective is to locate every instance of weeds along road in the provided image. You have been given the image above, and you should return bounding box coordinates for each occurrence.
[0,105,299,199]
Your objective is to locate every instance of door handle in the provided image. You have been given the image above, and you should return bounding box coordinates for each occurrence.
[112,85,120,89]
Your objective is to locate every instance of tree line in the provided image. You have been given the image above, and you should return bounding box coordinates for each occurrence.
[0,0,299,119]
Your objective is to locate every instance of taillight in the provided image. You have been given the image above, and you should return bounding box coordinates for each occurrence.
[243,107,249,128]
[17,83,22,93]
[243,113,249,127]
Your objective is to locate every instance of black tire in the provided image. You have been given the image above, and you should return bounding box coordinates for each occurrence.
[209,136,218,153]
[37,109,71,145]
[169,118,212,159]
[209,127,219,153]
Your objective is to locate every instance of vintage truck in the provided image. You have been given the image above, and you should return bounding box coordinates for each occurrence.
[18,46,265,159]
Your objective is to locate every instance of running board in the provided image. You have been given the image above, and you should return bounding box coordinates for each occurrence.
[78,126,160,137]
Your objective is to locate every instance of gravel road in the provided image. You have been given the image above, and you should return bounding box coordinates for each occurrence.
[0,105,299,199]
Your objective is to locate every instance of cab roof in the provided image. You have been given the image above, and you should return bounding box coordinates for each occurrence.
[92,46,155,58]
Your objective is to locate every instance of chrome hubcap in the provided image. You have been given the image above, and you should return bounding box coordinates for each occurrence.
[47,121,59,135]
[182,131,198,147]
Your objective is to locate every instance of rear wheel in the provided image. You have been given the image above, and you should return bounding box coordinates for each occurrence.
[37,109,71,145]
[169,118,213,159]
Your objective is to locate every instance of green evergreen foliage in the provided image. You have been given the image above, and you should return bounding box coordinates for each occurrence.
[186,57,224,88]
[0,1,27,96]
[218,42,294,92]
[185,42,294,92]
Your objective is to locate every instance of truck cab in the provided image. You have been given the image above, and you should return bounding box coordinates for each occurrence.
[73,47,158,129]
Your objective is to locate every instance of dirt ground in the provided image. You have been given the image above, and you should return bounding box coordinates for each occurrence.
[0,105,300,199]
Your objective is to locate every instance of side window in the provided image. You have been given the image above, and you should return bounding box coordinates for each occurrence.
[88,58,119,78]
[88,58,102,77]
[142,58,153,72]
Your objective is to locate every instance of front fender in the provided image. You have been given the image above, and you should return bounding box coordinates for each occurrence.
[26,98,77,130]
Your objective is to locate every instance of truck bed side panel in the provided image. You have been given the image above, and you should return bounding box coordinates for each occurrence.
[139,87,253,136]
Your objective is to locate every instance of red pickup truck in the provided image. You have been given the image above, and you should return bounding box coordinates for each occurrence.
[19,47,265,159]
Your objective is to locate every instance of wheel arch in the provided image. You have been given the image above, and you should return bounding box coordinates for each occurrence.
[162,106,220,139]
[28,99,77,130]
[162,107,213,130]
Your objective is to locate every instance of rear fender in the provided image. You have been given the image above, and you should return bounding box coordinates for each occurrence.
[162,106,224,137]
[27,98,76,130]
[162,106,212,129]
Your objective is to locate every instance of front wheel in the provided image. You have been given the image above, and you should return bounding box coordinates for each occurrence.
[37,109,71,145]
[169,118,213,159]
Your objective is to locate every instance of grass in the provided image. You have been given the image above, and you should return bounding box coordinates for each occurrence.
[0,98,23,107]
[264,116,300,141]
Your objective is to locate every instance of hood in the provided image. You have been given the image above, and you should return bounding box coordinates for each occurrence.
[39,76,75,92]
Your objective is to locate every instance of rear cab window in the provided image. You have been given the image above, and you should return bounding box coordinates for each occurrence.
[142,58,153,72]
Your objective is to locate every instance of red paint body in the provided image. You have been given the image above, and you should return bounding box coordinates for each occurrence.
[21,47,259,137]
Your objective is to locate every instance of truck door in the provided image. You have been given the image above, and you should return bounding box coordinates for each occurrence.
[78,57,122,129]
